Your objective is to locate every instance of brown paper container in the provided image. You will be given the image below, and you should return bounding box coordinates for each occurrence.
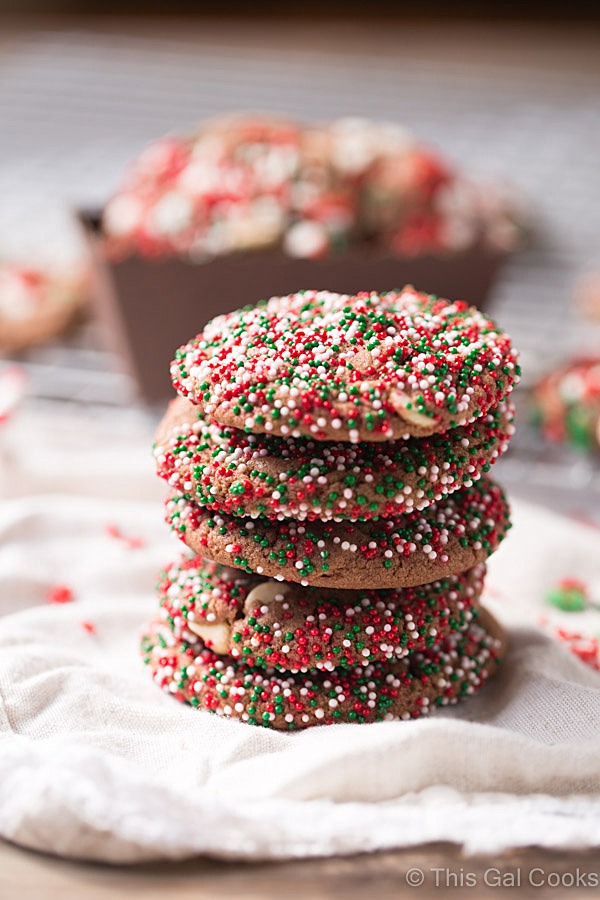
[78,210,506,404]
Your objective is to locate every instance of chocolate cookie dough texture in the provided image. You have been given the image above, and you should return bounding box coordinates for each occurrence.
[164,477,510,590]
[144,286,518,728]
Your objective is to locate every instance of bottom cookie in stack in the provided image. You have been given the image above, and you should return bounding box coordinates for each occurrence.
[141,557,505,729]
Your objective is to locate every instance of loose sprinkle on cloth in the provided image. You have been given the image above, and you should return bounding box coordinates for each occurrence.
[154,395,514,521]
[106,522,147,549]
[552,627,600,672]
[46,584,75,605]
[165,476,511,590]
[141,607,506,730]
[156,555,485,672]
[171,288,520,443]
[545,578,590,613]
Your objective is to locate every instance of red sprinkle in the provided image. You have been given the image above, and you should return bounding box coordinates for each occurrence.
[46,584,74,604]
[554,627,600,671]
[106,522,146,549]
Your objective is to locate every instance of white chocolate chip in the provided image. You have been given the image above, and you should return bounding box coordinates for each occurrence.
[186,621,231,654]
[245,580,293,610]
[388,389,434,428]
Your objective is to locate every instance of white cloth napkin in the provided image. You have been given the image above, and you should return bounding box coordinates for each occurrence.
[0,487,599,864]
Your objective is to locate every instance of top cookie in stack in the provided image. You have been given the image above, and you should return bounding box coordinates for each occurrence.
[170,287,518,443]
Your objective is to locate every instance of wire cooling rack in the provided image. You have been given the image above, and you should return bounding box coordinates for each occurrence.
[1,27,600,514]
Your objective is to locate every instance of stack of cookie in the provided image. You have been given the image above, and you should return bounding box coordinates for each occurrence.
[143,288,519,729]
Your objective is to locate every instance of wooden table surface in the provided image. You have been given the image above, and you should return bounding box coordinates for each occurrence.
[1,16,599,899]
[3,840,600,899]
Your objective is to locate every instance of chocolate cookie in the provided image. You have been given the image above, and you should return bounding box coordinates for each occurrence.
[0,264,86,353]
[102,113,358,262]
[140,607,506,729]
[171,288,520,443]
[154,396,514,521]
[157,555,485,671]
[165,476,510,589]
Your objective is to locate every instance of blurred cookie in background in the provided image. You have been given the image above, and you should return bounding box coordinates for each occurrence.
[101,112,526,262]
[353,118,524,257]
[101,111,354,261]
[0,263,88,353]
[89,112,528,403]
[532,357,600,451]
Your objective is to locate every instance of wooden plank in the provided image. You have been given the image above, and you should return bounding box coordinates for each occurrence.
[2,839,600,900]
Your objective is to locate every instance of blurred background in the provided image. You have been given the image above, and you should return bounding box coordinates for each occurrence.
[0,6,600,519]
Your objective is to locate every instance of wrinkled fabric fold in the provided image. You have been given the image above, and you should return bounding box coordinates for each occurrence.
[0,494,599,863]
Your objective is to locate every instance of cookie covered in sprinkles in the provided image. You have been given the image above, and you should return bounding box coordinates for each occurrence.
[0,263,86,352]
[171,288,520,443]
[155,395,514,521]
[165,476,510,590]
[140,607,506,729]
[157,556,485,671]
[532,357,600,451]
